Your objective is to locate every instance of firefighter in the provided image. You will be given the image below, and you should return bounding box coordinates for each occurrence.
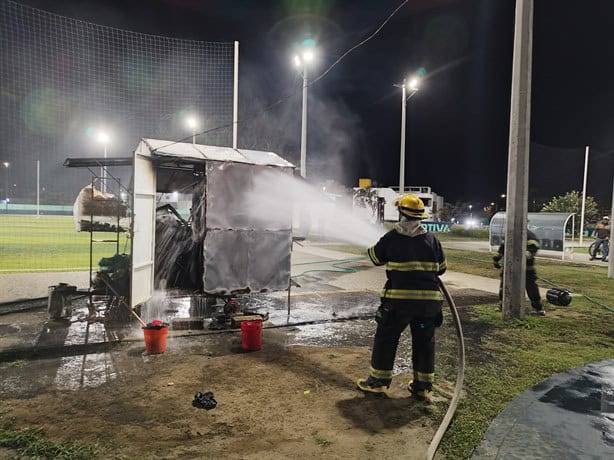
[493,228,545,315]
[356,194,446,400]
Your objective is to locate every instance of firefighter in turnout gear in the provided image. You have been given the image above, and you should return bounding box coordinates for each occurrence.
[493,228,545,315]
[357,194,446,400]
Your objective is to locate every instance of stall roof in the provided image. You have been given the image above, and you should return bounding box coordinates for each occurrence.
[140,138,295,168]
[64,157,133,167]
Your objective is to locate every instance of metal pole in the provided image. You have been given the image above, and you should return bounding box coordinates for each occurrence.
[233,41,239,150]
[102,144,107,193]
[609,176,614,278]
[399,82,407,194]
[36,160,40,216]
[300,67,308,178]
[3,164,8,214]
[579,145,589,245]
[502,0,533,320]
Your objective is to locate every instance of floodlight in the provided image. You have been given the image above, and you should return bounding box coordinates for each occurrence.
[96,132,110,144]
[302,50,314,62]
[186,117,198,129]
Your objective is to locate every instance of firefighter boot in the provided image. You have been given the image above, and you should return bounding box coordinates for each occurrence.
[408,380,432,401]
[356,376,391,393]
[529,301,546,316]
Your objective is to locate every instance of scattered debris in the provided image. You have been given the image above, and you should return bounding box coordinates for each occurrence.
[192,391,217,410]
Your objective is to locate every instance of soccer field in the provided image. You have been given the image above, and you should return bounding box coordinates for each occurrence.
[0,215,130,273]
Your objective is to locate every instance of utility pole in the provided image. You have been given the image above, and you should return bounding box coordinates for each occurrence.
[233,41,239,150]
[36,160,40,216]
[399,82,406,194]
[579,145,589,244]
[502,0,533,320]
[300,66,308,178]
[609,177,614,279]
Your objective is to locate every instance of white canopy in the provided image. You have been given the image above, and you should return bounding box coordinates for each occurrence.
[140,138,295,168]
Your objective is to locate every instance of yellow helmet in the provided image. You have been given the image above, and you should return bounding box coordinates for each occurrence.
[394,193,428,220]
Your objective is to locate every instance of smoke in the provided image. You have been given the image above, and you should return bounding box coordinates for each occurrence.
[238,59,367,186]
[248,169,385,248]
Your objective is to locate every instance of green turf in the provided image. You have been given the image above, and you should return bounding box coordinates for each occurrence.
[0,215,130,273]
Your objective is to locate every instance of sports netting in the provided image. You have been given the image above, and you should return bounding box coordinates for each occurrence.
[0,0,235,290]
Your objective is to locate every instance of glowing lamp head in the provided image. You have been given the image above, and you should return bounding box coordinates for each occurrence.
[407,77,420,92]
[186,117,198,129]
[96,132,110,144]
[2,162,9,168]
[302,50,314,62]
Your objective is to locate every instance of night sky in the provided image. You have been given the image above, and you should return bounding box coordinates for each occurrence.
[10,0,614,209]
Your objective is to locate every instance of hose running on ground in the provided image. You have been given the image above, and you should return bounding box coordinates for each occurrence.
[446,252,614,312]
[425,279,466,460]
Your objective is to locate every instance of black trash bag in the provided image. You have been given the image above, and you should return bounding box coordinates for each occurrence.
[546,288,572,306]
[192,391,217,410]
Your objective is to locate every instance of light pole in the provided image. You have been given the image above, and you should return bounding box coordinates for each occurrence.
[396,76,420,194]
[3,162,8,213]
[294,47,316,178]
[96,132,110,193]
[186,116,198,144]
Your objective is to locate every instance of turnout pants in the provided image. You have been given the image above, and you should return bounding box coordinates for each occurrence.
[369,305,438,390]
[498,268,542,309]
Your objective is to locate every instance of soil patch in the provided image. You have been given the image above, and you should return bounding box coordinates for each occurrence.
[1,339,440,459]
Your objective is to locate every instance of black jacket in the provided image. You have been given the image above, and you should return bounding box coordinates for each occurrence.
[368,229,446,315]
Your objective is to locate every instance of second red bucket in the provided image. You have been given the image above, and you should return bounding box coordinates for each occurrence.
[143,324,169,354]
[241,320,262,351]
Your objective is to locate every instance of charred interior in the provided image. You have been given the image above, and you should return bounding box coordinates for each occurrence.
[137,139,295,306]
[154,166,205,291]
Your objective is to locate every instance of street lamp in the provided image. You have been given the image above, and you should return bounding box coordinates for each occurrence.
[96,131,110,193]
[294,45,317,178]
[3,162,9,212]
[396,76,420,194]
[500,193,506,211]
[186,116,198,144]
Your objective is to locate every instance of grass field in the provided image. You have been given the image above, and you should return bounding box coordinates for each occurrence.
[0,215,130,273]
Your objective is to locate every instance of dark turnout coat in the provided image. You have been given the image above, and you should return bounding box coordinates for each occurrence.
[367,229,446,317]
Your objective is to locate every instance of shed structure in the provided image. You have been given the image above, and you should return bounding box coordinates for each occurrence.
[132,139,295,307]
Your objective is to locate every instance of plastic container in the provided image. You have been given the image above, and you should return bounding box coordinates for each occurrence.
[47,283,77,319]
[241,320,262,351]
[143,323,169,354]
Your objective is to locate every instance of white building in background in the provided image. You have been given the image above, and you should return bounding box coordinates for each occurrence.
[353,184,444,222]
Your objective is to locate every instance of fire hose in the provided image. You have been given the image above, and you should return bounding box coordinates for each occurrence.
[291,258,466,458]
[425,278,466,460]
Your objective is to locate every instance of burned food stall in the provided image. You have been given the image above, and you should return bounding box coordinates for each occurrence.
[131,139,295,311]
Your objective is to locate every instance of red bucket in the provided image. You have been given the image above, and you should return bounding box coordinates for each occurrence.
[143,325,169,354]
[241,320,262,352]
